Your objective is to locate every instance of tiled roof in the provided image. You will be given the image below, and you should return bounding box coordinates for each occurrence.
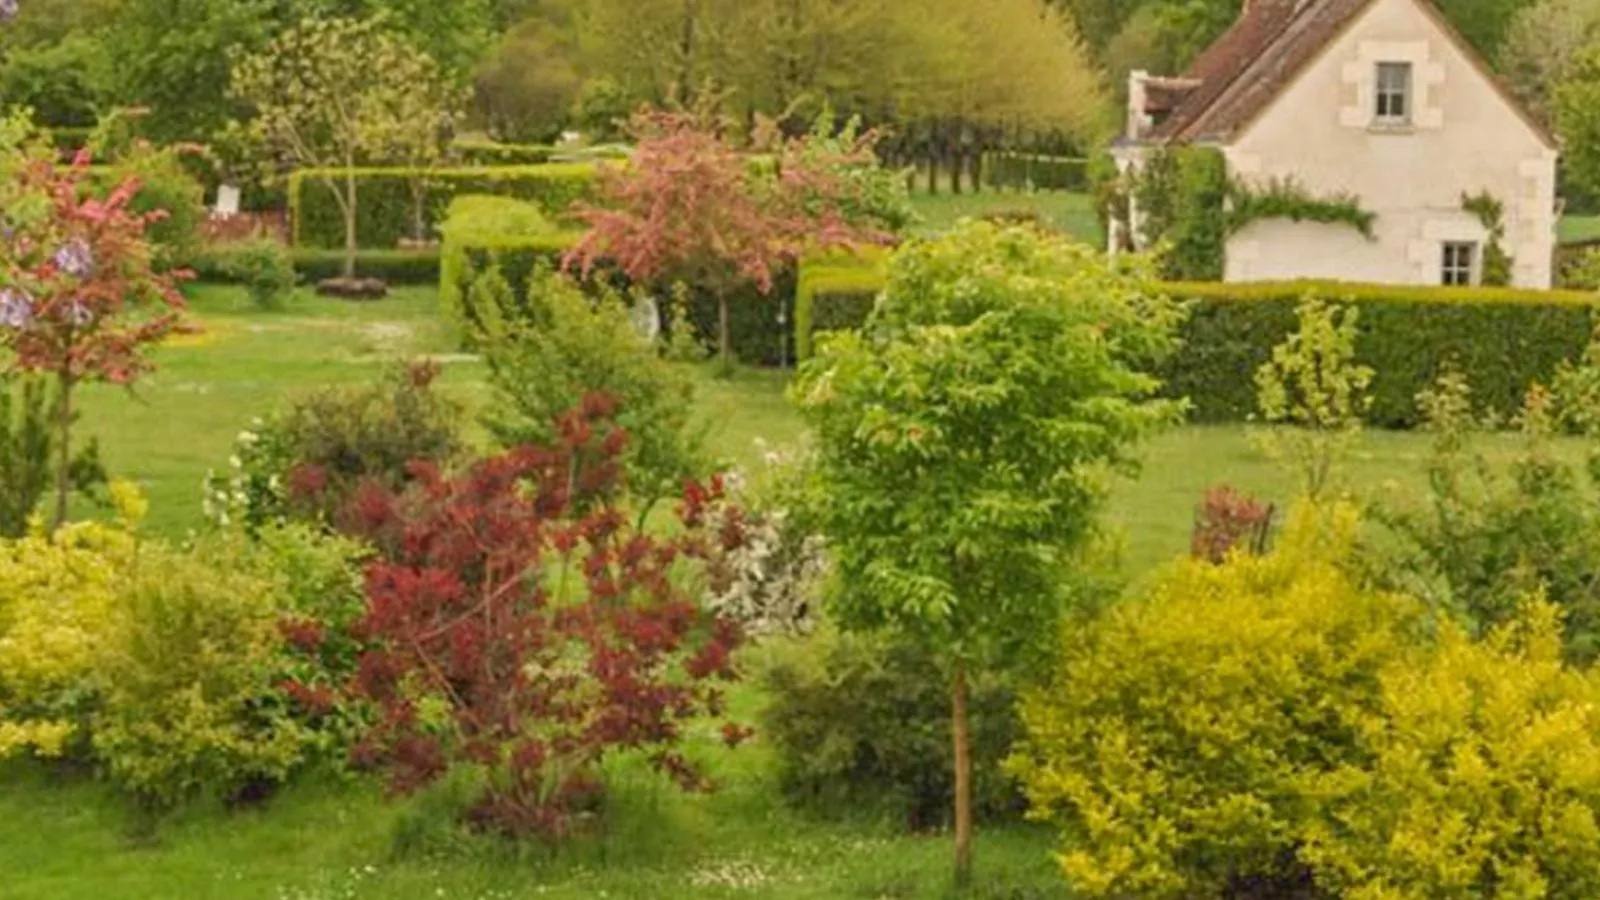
[1145,0,1556,149]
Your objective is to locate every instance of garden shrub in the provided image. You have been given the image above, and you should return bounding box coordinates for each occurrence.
[204,361,464,530]
[288,163,597,250]
[1010,503,1421,898]
[1014,503,1600,899]
[478,267,705,512]
[759,627,1025,831]
[1366,362,1600,664]
[0,485,143,761]
[195,238,296,309]
[1190,485,1274,563]
[329,395,751,837]
[92,539,313,810]
[108,141,206,269]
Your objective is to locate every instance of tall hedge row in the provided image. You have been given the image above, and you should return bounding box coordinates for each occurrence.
[792,268,1599,427]
[1166,282,1599,426]
[794,248,890,361]
[288,163,598,250]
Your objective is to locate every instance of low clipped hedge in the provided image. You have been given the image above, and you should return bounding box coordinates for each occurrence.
[292,249,443,285]
[794,248,890,361]
[451,139,555,166]
[1166,281,1600,427]
[792,267,1600,427]
[288,163,599,250]
[983,152,1089,193]
[189,247,441,286]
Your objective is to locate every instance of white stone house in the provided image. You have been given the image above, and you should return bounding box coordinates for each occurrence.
[1113,0,1560,289]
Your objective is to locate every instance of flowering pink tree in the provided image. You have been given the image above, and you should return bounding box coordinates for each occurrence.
[566,108,893,373]
[0,151,190,526]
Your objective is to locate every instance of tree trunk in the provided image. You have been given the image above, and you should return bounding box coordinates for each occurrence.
[925,122,939,195]
[952,660,974,888]
[51,370,73,531]
[343,168,359,279]
[969,150,984,193]
[677,0,698,104]
[718,293,732,377]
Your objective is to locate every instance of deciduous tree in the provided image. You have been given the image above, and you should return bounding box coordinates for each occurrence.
[793,222,1182,886]
[0,150,189,527]
[565,107,890,374]
[227,17,462,277]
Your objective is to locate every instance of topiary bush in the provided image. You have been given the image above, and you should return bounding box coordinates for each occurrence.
[759,628,1025,831]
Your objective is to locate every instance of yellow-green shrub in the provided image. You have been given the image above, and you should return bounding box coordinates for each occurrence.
[1303,599,1600,899]
[0,484,143,759]
[91,539,311,809]
[1010,503,1415,897]
[1013,504,1600,898]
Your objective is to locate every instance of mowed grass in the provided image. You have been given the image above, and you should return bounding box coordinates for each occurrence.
[6,282,1567,898]
[909,189,1101,244]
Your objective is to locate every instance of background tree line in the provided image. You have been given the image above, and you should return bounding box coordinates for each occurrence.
[5,0,1597,198]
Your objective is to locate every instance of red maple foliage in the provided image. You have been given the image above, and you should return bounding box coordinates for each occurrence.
[331,393,751,836]
[565,107,891,371]
[0,150,191,524]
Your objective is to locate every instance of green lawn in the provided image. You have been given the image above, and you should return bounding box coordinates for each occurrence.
[1563,214,1600,244]
[5,283,1559,897]
[909,189,1101,245]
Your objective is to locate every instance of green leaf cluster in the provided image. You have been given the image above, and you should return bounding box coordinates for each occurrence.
[1462,189,1515,287]
[795,221,1183,660]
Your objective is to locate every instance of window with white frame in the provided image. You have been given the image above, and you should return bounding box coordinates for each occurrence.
[1441,241,1477,286]
[1375,62,1412,125]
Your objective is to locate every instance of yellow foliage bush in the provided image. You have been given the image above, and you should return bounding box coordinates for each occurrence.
[91,539,314,809]
[1012,502,1600,898]
[0,486,142,759]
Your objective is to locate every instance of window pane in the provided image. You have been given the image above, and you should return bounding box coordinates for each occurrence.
[1376,62,1412,123]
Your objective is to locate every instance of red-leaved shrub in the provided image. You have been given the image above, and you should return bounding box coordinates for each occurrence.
[1191,486,1275,564]
[331,393,750,836]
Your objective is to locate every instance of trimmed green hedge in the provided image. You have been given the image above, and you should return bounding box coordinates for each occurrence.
[794,248,889,361]
[1164,281,1599,427]
[983,152,1089,193]
[790,267,1599,427]
[288,163,599,250]
[451,139,555,166]
[189,247,443,285]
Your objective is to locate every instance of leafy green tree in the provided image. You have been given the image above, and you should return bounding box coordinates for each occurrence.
[793,222,1182,885]
[1501,0,1600,125]
[1556,41,1600,209]
[473,14,583,142]
[228,17,463,277]
[104,0,274,142]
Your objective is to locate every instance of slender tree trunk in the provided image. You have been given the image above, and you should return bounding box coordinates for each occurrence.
[952,660,974,888]
[343,167,359,279]
[970,148,984,193]
[717,293,732,377]
[925,122,939,196]
[51,369,74,531]
[950,147,964,195]
[677,0,698,105]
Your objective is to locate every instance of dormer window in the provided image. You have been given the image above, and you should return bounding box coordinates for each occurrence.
[1375,62,1413,126]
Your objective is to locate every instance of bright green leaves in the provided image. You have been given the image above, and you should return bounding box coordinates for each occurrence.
[794,221,1183,660]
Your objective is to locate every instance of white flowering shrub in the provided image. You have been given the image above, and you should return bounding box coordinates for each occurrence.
[701,443,828,637]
